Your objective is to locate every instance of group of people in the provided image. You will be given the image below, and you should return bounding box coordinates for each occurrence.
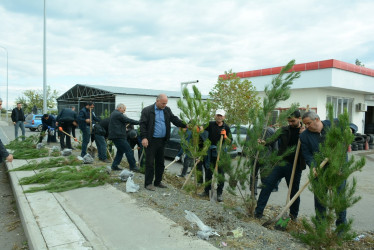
[253,110,356,228]
[2,96,353,226]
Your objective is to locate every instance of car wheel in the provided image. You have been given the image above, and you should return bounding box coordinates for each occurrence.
[37,125,43,132]
[29,128,36,132]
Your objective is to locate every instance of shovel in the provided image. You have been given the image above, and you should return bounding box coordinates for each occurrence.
[263,158,328,227]
[58,127,81,143]
[274,139,301,230]
[210,135,224,202]
[165,159,177,170]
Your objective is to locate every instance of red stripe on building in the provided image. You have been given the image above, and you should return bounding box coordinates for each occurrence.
[219,59,374,79]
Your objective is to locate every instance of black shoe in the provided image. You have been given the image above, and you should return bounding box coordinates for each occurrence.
[154,182,167,188]
[100,159,111,163]
[217,194,223,202]
[254,212,263,219]
[111,166,123,171]
[145,184,156,191]
[176,174,185,178]
[198,191,209,198]
[290,214,298,222]
[130,167,140,172]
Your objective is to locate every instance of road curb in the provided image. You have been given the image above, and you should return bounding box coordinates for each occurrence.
[4,161,48,250]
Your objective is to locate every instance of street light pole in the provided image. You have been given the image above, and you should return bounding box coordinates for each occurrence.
[43,0,47,114]
[180,80,199,99]
[0,45,9,122]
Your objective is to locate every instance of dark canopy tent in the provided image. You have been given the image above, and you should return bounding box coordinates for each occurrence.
[56,84,115,118]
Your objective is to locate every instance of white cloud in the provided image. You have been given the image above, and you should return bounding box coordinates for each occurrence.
[0,0,373,108]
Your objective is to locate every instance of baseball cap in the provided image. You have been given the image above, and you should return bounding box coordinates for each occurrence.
[215,109,226,116]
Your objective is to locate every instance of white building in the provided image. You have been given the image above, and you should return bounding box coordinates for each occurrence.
[222,59,374,133]
[57,84,202,120]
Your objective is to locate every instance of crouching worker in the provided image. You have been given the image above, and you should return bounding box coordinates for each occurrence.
[39,114,57,144]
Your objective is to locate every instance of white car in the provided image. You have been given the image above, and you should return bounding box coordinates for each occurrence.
[230,125,250,153]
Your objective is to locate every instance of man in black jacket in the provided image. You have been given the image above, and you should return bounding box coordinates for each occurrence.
[200,109,232,202]
[140,94,186,191]
[11,103,26,141]
[38,114,57,144]
[56,107,78,149]
[108,104,139,171]
[94,117,110,163]
[255,110,306,220]
[78,102,100,157]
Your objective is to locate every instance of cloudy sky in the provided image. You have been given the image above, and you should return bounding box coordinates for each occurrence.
[0,0,373,108]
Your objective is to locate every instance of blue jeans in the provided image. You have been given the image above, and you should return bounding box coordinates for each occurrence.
[95,134,107,160]
[80,126,90,157]
[112,138,136,170]
[314,180,347,226]
[255,162,302,217]
[15,121,25,140]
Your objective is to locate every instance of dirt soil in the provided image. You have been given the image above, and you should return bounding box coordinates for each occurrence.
[0,163,28,250]
[112,169,374,250]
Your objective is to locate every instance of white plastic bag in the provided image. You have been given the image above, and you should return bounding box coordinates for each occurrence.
[184,210,219,240]
[126,176,139,193]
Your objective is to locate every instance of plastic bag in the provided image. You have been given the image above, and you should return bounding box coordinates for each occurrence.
[82,153,94,164]
[126,177,139,193]
[184,210,219,240]
[61,148,73,156]
[119,169,134,181]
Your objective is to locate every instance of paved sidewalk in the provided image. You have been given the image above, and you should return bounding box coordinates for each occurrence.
[6,159,216,250]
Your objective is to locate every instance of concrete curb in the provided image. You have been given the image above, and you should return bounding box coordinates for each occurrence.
[5,161,48,250]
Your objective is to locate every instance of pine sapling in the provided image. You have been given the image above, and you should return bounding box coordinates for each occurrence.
[177,85,211,193]
[226,60,300,216]
[296,105,365,248]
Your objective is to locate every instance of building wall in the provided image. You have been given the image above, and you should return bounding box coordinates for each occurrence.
[114,94,182,120]
[257,88,366,133]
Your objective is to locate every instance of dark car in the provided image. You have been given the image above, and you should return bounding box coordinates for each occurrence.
[164,127,238,160]
[25,114,43,132]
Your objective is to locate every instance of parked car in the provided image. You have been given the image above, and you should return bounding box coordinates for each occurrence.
[25,114,44,132]
[164,126,238,160]
[230,125,250,153]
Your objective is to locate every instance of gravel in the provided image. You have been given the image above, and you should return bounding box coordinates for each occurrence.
[113,171,308,250]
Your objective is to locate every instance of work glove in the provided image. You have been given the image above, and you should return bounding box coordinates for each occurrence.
[50,127,55,132]
[221,129,227,139]
[48,126,51,129]
[174,156,180,162]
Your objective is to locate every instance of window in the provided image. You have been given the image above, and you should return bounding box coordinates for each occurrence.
[326,96,353,121]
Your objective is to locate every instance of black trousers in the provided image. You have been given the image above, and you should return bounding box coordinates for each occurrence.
[60,122,72,149]
[144,138,165,187]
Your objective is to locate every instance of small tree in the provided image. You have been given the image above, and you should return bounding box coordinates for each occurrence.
[15,86,59,113]
[226,60,300,216]
[355,59,365,67]
[209,70,260,125]
[177,86,211,192]
[295,104,366,248]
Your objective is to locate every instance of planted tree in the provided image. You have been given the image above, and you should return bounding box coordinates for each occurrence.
[209,70,260,125]
[226,60,300,216]
[177,86,211,192]
[295,105,366,248]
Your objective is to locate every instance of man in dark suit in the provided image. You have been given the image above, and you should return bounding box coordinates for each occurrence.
[140,94,186,191]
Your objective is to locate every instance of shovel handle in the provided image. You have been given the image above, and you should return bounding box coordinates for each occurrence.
[263,158,328,227]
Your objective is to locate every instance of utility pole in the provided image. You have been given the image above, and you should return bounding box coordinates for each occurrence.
[0,45,8,121]
[43,0,47,114]
[180,80,199,99]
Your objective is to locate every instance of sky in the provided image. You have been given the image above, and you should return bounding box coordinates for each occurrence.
[0,0,373,109]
